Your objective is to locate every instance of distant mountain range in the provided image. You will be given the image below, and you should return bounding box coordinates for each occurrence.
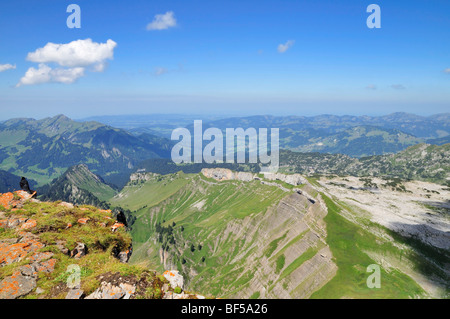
[0,112,448,190]
[84,112,450,140]
[280,143,450,185]
[86,112,449,158]
[202,112,449,139]
[0,114,172,187]
[194,113,449,157]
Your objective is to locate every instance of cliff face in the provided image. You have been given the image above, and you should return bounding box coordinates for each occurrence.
[201,168,306,186]
[114,169,444,299]
[121,170,336,298]
[0,190,203,299]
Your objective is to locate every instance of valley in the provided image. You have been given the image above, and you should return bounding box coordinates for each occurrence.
[108,168,449,299]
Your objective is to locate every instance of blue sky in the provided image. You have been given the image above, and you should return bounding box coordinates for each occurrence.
[0,0,449,120]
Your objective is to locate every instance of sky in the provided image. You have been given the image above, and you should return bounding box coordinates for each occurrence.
[0,0,449,120]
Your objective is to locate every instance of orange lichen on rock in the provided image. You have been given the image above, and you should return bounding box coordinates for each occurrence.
[35,258,57,273]
[20,219,37,230]
[28,251,54,263]
[0,193,14,209]
[78,218,90,224]
[111,223,125,232]
[0,242,30,265]
[0,272,37,299]
[163,271,176,277]
[0,191,36,209]
[0,233,45,266]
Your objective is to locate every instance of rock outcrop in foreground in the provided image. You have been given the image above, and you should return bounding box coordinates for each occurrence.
[0,190,204,299]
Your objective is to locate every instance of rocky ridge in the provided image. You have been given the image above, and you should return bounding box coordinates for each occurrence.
[0,190,204,299]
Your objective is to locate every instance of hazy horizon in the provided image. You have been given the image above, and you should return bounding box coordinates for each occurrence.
[1,0,449,121]
[1,110,449,123]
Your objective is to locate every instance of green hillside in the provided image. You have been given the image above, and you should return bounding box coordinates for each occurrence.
[38,164,117,209]
[109,170,445,299]
[0,115,171,187]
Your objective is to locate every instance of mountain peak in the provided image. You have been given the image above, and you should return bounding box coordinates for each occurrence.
[53,114,70,120]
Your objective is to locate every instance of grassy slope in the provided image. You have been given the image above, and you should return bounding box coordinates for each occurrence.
[109,172,191,211]
[111,173,288,297]
[65,166,117,202]
[0,201,142,299]
[111,173,443,299]
[311,194,425,299]
[76,177,116,202]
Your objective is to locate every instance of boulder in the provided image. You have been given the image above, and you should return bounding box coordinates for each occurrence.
[85,281,136,300]
[34,258,57,273]
[70,243,87,259]
[18,264,38,278]
[77,218,90,225]
[0,271,36,299]
[20,219,37,230]
[111,222,125,232]
[0,240,44,266]
[163,270,184,290]
[65,289,84,299]
[118,251,130,263]
[55,240,70,256]
[0,191,36,210]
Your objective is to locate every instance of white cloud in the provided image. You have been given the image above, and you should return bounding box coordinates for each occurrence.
[444,68,450,74]
[146,11,177,30]
[17,39,116,87]
[26,38,117,69]
[277,40,295,53]
[0,64,16,72]
[366,84,377,90]
[16,64,84,87]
